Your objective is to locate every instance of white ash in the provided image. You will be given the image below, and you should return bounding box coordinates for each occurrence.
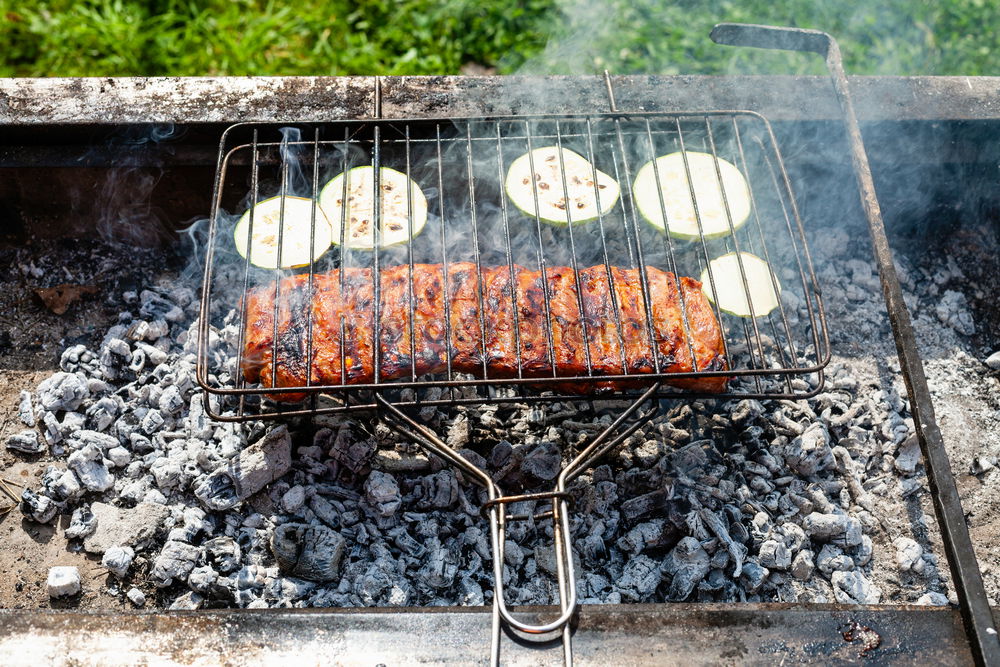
[47,566,81,598]
[11,222,998,613]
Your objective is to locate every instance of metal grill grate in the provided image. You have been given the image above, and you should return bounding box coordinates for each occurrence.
[197,111,829,421]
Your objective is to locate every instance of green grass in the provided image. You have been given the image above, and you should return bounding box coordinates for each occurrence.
[1,0,997,77]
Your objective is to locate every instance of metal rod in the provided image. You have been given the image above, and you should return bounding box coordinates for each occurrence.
[711,21,1000,666]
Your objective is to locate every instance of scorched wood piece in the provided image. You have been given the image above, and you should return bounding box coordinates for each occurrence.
[241,263,728,400]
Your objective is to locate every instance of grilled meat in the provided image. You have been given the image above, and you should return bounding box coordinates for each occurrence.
[241,263,728,400]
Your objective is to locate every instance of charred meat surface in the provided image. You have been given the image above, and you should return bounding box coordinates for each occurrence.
[241,263,728,399]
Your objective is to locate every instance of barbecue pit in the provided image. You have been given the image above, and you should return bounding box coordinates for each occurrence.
[1,23,1000,664]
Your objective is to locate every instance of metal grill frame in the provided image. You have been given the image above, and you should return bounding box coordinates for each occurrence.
[196,110,830,421]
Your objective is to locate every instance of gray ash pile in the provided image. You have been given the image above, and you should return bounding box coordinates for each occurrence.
[7,223,997,612]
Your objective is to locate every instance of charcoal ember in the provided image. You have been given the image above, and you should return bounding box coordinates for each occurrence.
[168,507,209,543]
[417,537,459,590]
[37,372,89,412]
[127,587,146,607]
[620,487,670,521]
[194,426,292,511]
[618,554,665,602]
[446,414,470,449]
[309,495,340,529]
[616,519,674,555]
[141,409,165,435]
[187,565,219,593]
[85,397,120,432]
[893,537,925,573]
[168,591,204,610]
[18,390,36,427]
[203,536,242,574]
[457,575,484,606]
[784,423,833,475]
[107,446,131,468]
[364,471,402,519]
[758,540,792,571]
[41,467,82,502]
[83,501,170,554]
[740,560,769,593]
[65,504,97,539]
[803,512,863,547]
[355,564,394,605]
[323,425,375,477]
[20,488,58,524]
[831,570,882,604]
[157,385,184,415]
[418,470,459,510]
[67,430,118,452]
[102,545,135,578]
[488,441,522,483]
[816,544,854,574]
[791,550,815,580]
[67,444,115,492]
[281,485,307,514]
[150,454,186,491]
[894,436,921,475]
[270,523,345,583]
[699,508,747,577]
[6,430,44,454]
[730,399,764,425]
[388,527,425,558]
[935,289,974,335]
[151,540,201,587]
[140,290,184,322]
[662,536,710,601]
[521,441,561,481]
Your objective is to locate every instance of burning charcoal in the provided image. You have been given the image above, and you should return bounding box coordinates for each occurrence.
[985,350,1000,370]
[446,414,470,449]
[791,550,815,580]
[894,436,921,475]
[662,536,710,601]
[6,430,44,454]
[916,592,950,606]
[803,512,857,544]
[419,470,459,510]
[18,390,36,427]
[816,544,853,574]
[740,561,768,593]
[194,426,292,511]
[20,488,58,524]
[617,554,664,602]
[102,546,135,578]
[187,566,219,593]
[324,425,376,476]
[310,495,340,528]
[67,444,115,492]
[127,587,146,607]
[784,423,833,476]
[364,471,402,519]
[83,501,170,554]
[616,519,671,555]
[140,290,184,322]
[65,505,97,539]
[151,540,201,587]
[935,289,975,335]
[37,372,90,412]
[893,537,925,573]
[168,591,204,610]
[270,523,345,583]
[157,385,184,415]
[43,468,82,503]
[417,537,459,590]
[47,566,81,598]
[281,485,307,514]
[831,570,882,604]
[699,509,747,577]
[141,409,165,435]
[85,397,120,432]
[106,447,131,468]
[68,430,118,452]
[620,488,670,522]
[758,540,792,571]
[150,456,185,491]
[203,536,242,574]
[521,441,561,481]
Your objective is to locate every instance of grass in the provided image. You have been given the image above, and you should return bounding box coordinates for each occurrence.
[0,0,997,77]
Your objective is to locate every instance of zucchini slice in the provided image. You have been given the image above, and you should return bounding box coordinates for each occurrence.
[700,252,781,318]
[233,195,333,269]
[633,151,751,240]
[504,146,620,226]
[317,166,428,249]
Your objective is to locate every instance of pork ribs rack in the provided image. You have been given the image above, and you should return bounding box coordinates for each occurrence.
[197,112,829,420]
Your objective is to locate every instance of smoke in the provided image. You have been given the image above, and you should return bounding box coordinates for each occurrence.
[95,123,185,247]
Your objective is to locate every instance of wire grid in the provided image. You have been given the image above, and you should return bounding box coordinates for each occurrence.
[197,112,830,421]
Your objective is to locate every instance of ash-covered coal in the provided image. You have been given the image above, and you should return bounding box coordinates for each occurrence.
[6,219,998,612]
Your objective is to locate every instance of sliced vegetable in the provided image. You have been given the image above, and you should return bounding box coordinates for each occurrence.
[317,166,427,249]
[233,195,332,269]
[633,151,751,240]
[504,146,620,226]
[700,252,781,318]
